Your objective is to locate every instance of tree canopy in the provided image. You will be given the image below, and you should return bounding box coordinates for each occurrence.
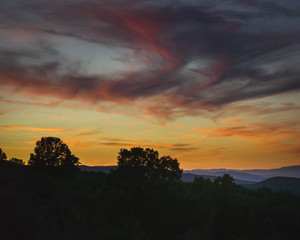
[28,137,79,168]
[214,173,235,186]
[9,158,25,165]
[0,148,7,161]
[116,147,182,181]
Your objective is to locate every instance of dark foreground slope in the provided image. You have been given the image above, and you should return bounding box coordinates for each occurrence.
[1,162,300,240]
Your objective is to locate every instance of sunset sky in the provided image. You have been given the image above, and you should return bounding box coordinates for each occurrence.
[0,0,299,169]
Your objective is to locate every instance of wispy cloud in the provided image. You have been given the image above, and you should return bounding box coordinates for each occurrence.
[196,120,300,156]
[213,102,300,119]
[0,0,299,120]
[154,143,198,152]
[98,142,133,147]
[223,118,245,125]
[196,122,300,139]
[0,98,60,108]
[1,146,32,150]
[62,139,101,149]
[68,131,103,138]
[0,125,65,132]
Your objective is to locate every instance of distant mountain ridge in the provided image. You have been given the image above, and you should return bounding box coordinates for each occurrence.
[185,165,300,182]
[181,173,255,185]
[78,166,256,185]
[242,166,300,178]
[245,177,300,195]
[79,165,117,174]
[79,165,300,182]
[79,165,300,195]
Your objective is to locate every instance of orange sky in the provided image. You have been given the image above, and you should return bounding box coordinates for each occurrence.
[1,93,299,169]
[0,0,300,169]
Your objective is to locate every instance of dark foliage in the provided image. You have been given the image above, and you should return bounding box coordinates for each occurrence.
[115,147,182,181]
[1,163,300,240]
[9,158,25,165]
[0,147,7,161]
[28,137,80,168]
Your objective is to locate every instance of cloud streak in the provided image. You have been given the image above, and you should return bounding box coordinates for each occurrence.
[196,121,300,156]
[0,0,300,119]
[197,122,300,139]
[0,125,65,132]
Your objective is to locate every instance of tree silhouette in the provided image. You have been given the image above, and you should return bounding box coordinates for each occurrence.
[9,158,25,165]
[214,173,235,186]
[28,137,79,167]
[116,147,182,181]
[0,148,7,161]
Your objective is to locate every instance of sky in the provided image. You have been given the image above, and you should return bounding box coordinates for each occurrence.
[0,0,299,170]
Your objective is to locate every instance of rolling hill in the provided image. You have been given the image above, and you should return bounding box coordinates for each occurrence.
[181,173,255,185]
[79,165,255,185]
[78,165,300,194]
[184,165,300,182]
[245,177,300,195]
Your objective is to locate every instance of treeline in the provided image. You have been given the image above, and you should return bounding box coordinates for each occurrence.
[1,138,300,239]
[0,147,25,165]
[1,159,300,239]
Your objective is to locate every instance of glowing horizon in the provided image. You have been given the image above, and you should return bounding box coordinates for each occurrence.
[0,0,299,170]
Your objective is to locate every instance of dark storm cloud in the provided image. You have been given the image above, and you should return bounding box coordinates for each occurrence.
[0,0,299,118]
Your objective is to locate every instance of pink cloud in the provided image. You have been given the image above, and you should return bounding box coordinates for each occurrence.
[0,0,299,121]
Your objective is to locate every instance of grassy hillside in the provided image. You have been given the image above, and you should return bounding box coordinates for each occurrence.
[1,161,300,240]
